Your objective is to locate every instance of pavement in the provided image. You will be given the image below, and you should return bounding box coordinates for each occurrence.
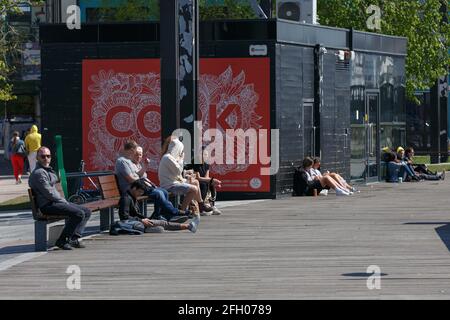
[0,150,30,203]
[0,179,449,299]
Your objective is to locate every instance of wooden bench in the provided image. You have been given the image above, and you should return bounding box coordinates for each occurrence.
[98,175,149,217]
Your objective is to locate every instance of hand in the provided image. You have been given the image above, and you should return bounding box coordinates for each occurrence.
[142,219,153,227]
[212,178,222,187]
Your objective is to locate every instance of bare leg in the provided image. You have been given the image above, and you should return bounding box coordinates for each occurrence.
[318,176,340,190]
[329,173,351,191]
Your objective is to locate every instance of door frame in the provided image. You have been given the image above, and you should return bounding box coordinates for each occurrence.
[365,89,381,183]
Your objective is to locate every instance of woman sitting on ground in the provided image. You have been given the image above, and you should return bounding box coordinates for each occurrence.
[295,157,351,196]
[158,138,213,214]
[309,157,356,193]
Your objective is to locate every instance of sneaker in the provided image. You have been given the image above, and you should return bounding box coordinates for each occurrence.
[335,188,350,196]
[69,238,86,249]
[199,202,213,213]
[212,206,222,215]
[188,216,200,233]
[200,210,212,216]
[170,215,189,223]
[55,239,72,250]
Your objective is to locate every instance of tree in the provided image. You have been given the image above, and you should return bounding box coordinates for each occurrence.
[199,0,256,20]
[317,0,450,103]
[1,0,42,103]
[99,0,159,22]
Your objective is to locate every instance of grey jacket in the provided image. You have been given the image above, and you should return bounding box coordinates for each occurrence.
[28,163,67,208]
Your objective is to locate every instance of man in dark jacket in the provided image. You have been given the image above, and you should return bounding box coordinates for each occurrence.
[29,146,91,250]
[119,180,199,233]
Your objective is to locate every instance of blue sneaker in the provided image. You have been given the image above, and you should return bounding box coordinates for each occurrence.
[189,216,200,233]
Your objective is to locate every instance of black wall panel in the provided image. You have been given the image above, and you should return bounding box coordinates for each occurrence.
[275,44,304,195]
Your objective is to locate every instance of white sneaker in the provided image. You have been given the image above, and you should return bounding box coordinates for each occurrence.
[336,188,350,196]
[319,189,328,196]
[212,206,222,215]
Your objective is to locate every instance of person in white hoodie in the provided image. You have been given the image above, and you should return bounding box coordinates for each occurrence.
[158,138,213,213]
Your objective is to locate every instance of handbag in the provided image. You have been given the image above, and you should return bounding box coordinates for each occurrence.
[14,142,27,157]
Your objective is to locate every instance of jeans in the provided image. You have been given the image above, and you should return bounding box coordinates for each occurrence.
[40,201,92,241]
[199,181,217,206]
[146,187,179,219]
[401,162,416,179]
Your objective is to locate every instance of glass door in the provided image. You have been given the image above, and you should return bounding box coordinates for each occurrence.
[350,90,380,182]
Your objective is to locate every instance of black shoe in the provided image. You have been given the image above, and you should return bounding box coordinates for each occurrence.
[69,238,86,249]
[55,239,72,250]
[199,202,213,213]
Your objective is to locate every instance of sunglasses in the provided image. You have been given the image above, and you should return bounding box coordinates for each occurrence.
[40,154,51,159]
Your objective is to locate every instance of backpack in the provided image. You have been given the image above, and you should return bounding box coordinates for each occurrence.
[293,167,304,196]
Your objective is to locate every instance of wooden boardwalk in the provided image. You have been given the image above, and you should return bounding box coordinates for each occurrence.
[0,180,449,299]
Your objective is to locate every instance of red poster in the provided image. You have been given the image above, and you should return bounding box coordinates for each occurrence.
[199,58,271,192]
[82,59,161,183]
[82,58,270,192]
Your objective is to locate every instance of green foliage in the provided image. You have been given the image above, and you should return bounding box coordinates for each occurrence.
[317,0,450,103]
[1,0,42,102]
[199,0,256,20]
[99,0,159,22]
[97,0,257,21]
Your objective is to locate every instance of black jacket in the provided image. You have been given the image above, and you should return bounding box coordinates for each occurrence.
[293,167,314,196]
[118,191,145,221]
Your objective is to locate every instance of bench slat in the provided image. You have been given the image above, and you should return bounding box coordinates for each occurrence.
[102,189,121,199]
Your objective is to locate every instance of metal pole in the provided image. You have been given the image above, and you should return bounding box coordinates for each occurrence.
[160,0,198,159]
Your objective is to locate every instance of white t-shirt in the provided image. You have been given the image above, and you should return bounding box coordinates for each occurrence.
[309,168,322,179]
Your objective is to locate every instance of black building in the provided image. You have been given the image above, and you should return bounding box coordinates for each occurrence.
[40,19,407,199]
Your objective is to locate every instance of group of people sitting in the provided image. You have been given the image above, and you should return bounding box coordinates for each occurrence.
[383,146,445,182]
[293,157,357,197]
[112,137,223,236]
[28,136,223,250]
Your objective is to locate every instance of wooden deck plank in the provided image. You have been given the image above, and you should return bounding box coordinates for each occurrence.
[0,180,449,299]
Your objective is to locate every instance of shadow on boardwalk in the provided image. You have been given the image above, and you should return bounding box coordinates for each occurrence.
[404,222,450,253]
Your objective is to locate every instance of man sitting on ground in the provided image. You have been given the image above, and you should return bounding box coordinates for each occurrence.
[29,146,91,250]
[118,180,199,234]
[403,147,445,181]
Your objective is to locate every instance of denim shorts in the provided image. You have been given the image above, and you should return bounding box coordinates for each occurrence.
[166,183,192,195]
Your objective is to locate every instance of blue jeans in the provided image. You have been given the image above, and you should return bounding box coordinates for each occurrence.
[146,187,179,219]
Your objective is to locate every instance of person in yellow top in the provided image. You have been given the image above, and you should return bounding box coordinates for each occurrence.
[24,125,42,172]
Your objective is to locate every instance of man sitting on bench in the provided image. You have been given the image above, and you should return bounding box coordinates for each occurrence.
[118,180,199,234]
[115,140,190,222]
[29,146,91,250]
